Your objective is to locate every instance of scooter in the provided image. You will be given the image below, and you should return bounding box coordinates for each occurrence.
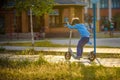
[64,29,72,60]
[65,29,96,62]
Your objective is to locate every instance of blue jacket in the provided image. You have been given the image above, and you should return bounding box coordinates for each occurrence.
[67,23,90,37]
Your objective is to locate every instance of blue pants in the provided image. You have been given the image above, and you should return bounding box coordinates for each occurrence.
[77,37,89,57]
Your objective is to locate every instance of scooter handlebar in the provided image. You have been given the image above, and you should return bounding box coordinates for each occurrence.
[64,22,69,27]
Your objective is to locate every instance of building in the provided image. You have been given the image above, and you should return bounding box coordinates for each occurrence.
[0,0,86,39]
[0,0,120,39]
[84,0,120,31]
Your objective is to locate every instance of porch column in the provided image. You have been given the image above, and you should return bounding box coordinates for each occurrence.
[59,9,63,26]
[44,14,49,32]
[108,0,112,21]
[84,0,88,14]
[81,7,85,23]
[96,1,100,32]
[69,7,75,23]
[21,11,29,32]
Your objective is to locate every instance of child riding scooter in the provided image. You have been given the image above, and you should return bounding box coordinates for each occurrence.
[65,17,95,61]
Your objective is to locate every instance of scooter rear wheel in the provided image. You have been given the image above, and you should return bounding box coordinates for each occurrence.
[65,52,71,60]
[88,51,96,61]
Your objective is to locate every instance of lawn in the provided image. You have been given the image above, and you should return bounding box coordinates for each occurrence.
[0,40,67,47]
[0,57,120,80]
[0,48,120,80]
[0,40,119,48]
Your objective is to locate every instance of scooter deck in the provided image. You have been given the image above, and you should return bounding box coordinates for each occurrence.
[71,57,92,64]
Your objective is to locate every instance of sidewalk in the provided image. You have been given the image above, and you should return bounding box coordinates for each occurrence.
[0,54,120,67]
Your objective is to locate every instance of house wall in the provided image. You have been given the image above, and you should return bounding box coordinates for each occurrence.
[21,11,29,33]
[45,5,85,37]
[4,10,14,33]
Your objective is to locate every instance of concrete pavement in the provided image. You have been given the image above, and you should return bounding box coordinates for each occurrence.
[0,54,120,67]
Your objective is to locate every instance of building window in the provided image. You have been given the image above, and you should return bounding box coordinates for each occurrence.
[104,0,108,8]
[88,0,92,8]
[0,16,5,34]
[117,0,120,8]
[112,0,120,8]
[100,0,104,8]
[100,0,108,8]
[49,9,60,27]
[112,0,116,8]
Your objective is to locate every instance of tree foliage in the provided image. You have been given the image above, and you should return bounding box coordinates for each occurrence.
[14,0,54,16]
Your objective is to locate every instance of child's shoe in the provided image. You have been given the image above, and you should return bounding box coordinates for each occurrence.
[74,55,81,60]
[71,54,81,60]
[68,49,81,60]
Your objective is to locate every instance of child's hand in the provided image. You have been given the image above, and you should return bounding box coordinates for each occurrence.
[87,41,92,45]
[64,22,69,27]
[64,22,68,27]
[66,22,69,25]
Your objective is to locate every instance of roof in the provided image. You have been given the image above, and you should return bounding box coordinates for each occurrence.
[55,0,86,5]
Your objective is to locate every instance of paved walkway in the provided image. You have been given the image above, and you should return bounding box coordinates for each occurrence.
[0,54,120,67]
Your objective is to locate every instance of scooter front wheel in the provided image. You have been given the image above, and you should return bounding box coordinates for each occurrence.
[65,52,71,60]
[88,51,96,61]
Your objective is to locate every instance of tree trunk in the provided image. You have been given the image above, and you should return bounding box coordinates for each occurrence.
[30,8,34,47]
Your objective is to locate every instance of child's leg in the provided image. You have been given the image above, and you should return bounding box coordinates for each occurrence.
[77,37,89,57]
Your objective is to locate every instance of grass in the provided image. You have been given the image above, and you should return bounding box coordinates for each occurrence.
[0,49,120,80]
[0,48,120,58]
[0,40,67,47]
[0,40,120,48]
[0,57,120,80]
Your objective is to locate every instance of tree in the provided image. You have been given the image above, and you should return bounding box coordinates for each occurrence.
[14,0,54,47]
[15,0,54,16]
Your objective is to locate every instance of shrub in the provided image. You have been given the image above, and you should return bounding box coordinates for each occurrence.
[0,47,5,52]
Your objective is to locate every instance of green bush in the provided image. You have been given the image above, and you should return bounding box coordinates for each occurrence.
[19,48,38,55]
[0,47,5,52]
[34,55,48,65]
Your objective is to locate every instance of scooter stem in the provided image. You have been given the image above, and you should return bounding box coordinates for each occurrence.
[68,29,72,51]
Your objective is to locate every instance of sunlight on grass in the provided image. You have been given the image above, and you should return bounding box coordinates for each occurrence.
[0,40,67,47]
[1,40,119,48]
[0,58,120,80]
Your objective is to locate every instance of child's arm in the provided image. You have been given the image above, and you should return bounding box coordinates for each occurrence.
[66,23,77,29]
